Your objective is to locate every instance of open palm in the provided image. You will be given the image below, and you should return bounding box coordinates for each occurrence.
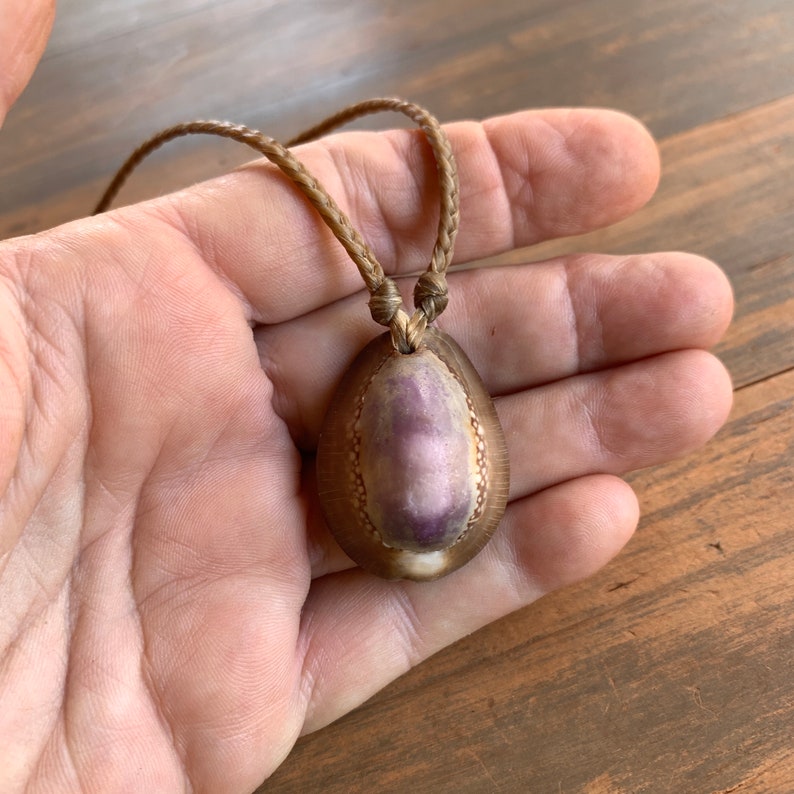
[0,108,733,792]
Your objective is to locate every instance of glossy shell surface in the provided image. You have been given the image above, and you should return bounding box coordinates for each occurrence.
[316,328,509,581]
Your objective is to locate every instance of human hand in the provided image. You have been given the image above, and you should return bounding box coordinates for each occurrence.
[0,0,55,128]
[0,104,733,792]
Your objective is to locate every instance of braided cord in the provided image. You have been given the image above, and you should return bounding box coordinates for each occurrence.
[93,98,459,353]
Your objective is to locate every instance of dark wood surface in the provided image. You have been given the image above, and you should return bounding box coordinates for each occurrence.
[2,1,792,791]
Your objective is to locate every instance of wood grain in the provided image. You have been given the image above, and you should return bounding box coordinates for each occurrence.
[265,360,794,793]
[3,0,794,235]
[1,1,792,792]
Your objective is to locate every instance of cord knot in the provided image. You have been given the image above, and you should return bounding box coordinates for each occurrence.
[368,277,404,327]
[413,270,448,323]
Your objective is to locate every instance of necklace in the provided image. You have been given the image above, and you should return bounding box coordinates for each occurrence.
[95,98,509,581]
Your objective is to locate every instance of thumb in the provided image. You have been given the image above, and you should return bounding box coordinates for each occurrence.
[0,0,56,127]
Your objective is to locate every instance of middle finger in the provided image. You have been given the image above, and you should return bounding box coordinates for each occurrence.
[258,251,732,447]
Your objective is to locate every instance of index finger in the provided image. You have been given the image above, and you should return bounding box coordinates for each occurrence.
[142,107,660,324]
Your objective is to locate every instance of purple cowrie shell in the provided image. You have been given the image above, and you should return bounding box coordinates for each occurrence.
[317,328,509,581]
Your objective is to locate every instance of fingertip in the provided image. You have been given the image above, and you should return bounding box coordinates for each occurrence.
[0,0,56,124]
[581,251,735,368]
[643,348,734,458]
[675,253,735,346]
[692,349,734,442]
[603,108,661,209]
[656,347,734,449]
[621,252,735,349]
[480,107,661,242]
[509,475,640,592]
[566,108,661,231]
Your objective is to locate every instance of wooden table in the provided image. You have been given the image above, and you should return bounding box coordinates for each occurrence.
[2,2,792,791]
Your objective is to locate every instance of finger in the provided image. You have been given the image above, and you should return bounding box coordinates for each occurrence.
[302,348,731,579]
[500,348,732,501]
[0,0,55,126]
[297,474,639,733]
[151,108,659,323]
[260,252,733,447]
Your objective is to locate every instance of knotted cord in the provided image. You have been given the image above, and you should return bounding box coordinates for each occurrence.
[93,98,459,353]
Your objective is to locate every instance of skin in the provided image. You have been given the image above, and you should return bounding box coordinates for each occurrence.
[0,3,734,792]
[0,0,55,127]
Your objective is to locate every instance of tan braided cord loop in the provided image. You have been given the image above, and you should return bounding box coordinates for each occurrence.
[93,98,460,353]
